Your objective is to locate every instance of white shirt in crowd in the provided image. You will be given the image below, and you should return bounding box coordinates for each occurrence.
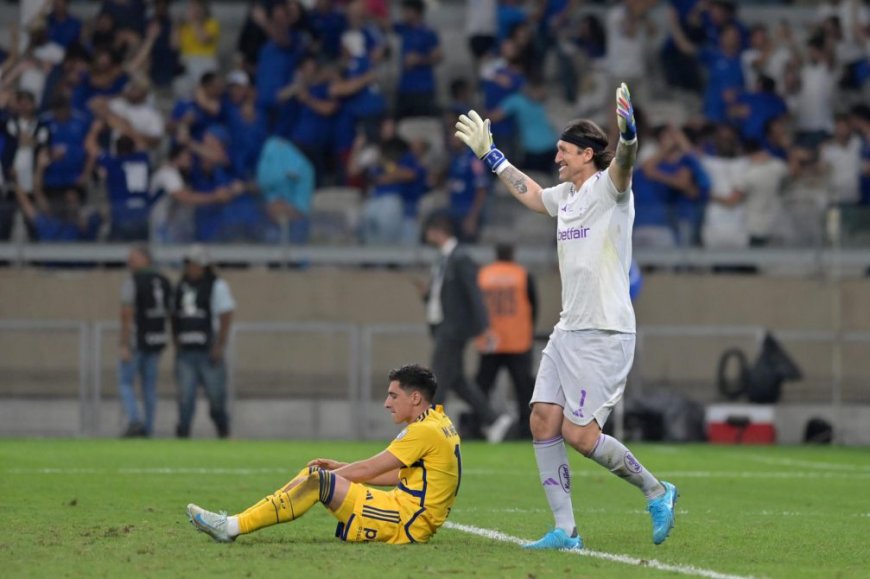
[466,0,497,37]
[541,171,636,334]
[794,62,835,133]
[738,154,789,240]
[7,117,38,193]
[817,0,870,62]
[109,97,165,140]
[149,164,194,244]
[18,42,65,104]
[741,46,792,91]
[701,155,750,248]
[821,135,863,204]
[605,4,649,80]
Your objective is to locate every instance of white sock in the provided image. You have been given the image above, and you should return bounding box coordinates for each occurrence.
[589,434,664,499]
[227,515,240,537]
[533,436,576,533]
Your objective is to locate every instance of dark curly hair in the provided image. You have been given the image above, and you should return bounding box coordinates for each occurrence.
[388,364,438,402]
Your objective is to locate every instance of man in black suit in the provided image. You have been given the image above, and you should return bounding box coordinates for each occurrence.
[421,212,514,443]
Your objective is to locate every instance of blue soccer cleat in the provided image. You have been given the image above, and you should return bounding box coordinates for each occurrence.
[187,503,235,543]
[647,481,678,545]
[523,527,583,550]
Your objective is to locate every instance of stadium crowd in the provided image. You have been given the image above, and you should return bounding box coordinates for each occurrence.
[0,0,868,249]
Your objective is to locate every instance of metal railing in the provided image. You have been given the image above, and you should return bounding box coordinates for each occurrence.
[4,242,870,276]
[0,320,91,435]
[228,321,360,439]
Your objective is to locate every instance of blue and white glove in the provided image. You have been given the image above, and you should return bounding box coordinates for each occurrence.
[616,82,636,143]
[455,110,509,174]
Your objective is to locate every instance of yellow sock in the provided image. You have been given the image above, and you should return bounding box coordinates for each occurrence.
[237,467,333,534]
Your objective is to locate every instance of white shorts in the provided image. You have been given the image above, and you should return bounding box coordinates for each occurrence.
[530,328,635,427]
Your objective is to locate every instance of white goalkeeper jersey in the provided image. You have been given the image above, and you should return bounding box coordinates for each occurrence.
[540,170,636,334]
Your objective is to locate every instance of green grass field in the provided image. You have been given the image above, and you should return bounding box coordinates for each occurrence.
[2,440,869,578]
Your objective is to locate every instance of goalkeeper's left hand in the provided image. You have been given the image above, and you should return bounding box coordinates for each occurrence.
[455,110,508,173]
[616,82,636,142]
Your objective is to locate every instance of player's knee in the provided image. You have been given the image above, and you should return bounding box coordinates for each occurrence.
[529,403,561,440]
[314,467,337,505]
[562,423,599,457]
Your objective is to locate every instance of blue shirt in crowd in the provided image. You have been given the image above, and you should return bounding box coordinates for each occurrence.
[71,73,129,112]
[699,47,744,122]
[290,82,334,149]
[345,55,386,119]
[171,99,225,141]
[498,93,557,154]
[37,110,92,188]
[482,65,524,138]
[99,151,152,227]
[736,92,788,143]
[448,148,489,219]
[256,136,314,215]
[309,8,347,60]
[394,23,440,95]
[226,107,269,180]
[255,36,304,111]
[47,14,82,48]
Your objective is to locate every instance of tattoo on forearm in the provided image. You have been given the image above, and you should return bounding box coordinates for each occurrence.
[502,166,528,194]
[615,139,638,169]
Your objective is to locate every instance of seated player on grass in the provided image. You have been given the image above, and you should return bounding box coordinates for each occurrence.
[187,364,462,544]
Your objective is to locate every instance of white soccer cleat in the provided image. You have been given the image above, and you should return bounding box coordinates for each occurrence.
[187,503,235,543]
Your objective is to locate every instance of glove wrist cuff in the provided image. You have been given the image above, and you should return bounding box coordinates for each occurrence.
[481,146,508,174]
[494,159,512,175]
[619,135,637,146]
[619,123,637,142]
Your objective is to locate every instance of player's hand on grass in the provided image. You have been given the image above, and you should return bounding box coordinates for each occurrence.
[616,82,636,142]
[307,458,344,470]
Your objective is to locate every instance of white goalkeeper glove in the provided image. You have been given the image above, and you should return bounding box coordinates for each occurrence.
[616,82,637,143]
[455,110,509,173]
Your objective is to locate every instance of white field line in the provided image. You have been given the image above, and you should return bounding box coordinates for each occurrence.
[443,522,754,579]
[457,507,869,519]
[740,455,870,472]
[5,467,870,480]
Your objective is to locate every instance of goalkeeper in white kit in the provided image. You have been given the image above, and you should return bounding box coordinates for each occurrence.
[454,84,678,550]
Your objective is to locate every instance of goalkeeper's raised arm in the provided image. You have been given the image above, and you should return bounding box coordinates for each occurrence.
[609,82,638,193]
[454,82,639,213]
[454,110,549,214]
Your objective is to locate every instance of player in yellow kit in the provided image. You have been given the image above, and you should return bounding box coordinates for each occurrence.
[187,364,461,544]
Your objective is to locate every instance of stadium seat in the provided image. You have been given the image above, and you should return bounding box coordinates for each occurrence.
[417,189,449,223]
[397,116,447,168]
[309,187,363,245]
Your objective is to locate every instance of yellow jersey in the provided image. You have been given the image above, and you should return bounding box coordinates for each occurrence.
[178,19,220,57]
[386,405,461,540]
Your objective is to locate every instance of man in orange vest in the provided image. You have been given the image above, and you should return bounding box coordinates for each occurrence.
[475,243,538,439]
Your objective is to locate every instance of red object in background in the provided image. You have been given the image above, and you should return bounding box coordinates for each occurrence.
[708,422,776,444]
[706,404,777,444]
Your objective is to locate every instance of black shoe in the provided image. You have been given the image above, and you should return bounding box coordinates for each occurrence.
[122,422,146,438]
[176,425,190,439]
[217,424,230,439]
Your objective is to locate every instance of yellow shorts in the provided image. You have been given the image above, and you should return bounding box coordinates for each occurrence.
[331,483,432,544]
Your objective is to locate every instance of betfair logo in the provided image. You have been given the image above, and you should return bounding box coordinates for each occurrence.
[557,226,590,241]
